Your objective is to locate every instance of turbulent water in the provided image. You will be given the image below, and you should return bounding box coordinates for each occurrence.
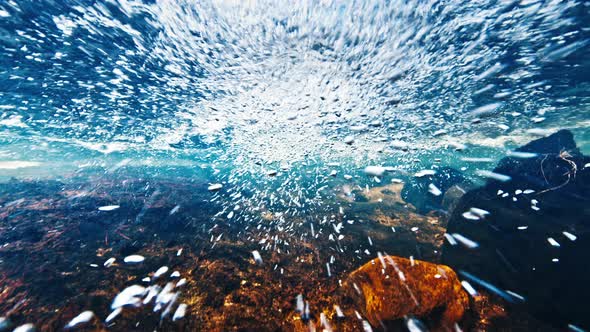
[1,0,590,331]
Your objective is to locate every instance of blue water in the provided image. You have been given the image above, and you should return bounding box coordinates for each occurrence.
[0,0,589,331]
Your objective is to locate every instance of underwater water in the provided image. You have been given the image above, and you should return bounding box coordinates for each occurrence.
[0,0,590,331]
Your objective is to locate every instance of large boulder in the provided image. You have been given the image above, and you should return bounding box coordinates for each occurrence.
[441,130,590,329]
[342,256,468,328]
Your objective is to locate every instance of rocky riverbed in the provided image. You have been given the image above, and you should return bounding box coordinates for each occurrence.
[3,131,587,331]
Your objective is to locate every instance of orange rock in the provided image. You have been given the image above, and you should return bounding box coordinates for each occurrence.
[343,256,468,328]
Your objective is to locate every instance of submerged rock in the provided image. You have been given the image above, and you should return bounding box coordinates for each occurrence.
[442,130,590,329]
[401,167,472,214]
[342,256,468,328]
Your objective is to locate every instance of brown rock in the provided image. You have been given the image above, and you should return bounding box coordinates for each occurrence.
[343,256,468,328]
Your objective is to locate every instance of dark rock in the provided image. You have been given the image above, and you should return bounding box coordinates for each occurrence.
[441,130,590,329]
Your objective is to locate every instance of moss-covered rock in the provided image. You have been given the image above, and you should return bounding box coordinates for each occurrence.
[343,256,468,328]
